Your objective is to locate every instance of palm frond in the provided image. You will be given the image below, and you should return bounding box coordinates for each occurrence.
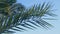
[0,2,56,34]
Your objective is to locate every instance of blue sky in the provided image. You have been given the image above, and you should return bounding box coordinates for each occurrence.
[14,0,60,34]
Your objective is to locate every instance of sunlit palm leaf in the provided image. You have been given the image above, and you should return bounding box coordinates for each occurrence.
[0,1,56,34]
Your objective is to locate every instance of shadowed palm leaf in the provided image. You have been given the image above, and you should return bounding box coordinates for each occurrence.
[0,0,56,34]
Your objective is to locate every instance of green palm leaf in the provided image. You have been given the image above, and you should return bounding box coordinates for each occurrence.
[0,0,56,34]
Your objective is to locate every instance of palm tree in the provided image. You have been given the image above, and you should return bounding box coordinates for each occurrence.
[0,0,56,34]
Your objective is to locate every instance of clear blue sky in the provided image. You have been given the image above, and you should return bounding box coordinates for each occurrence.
[14,0,60,34]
